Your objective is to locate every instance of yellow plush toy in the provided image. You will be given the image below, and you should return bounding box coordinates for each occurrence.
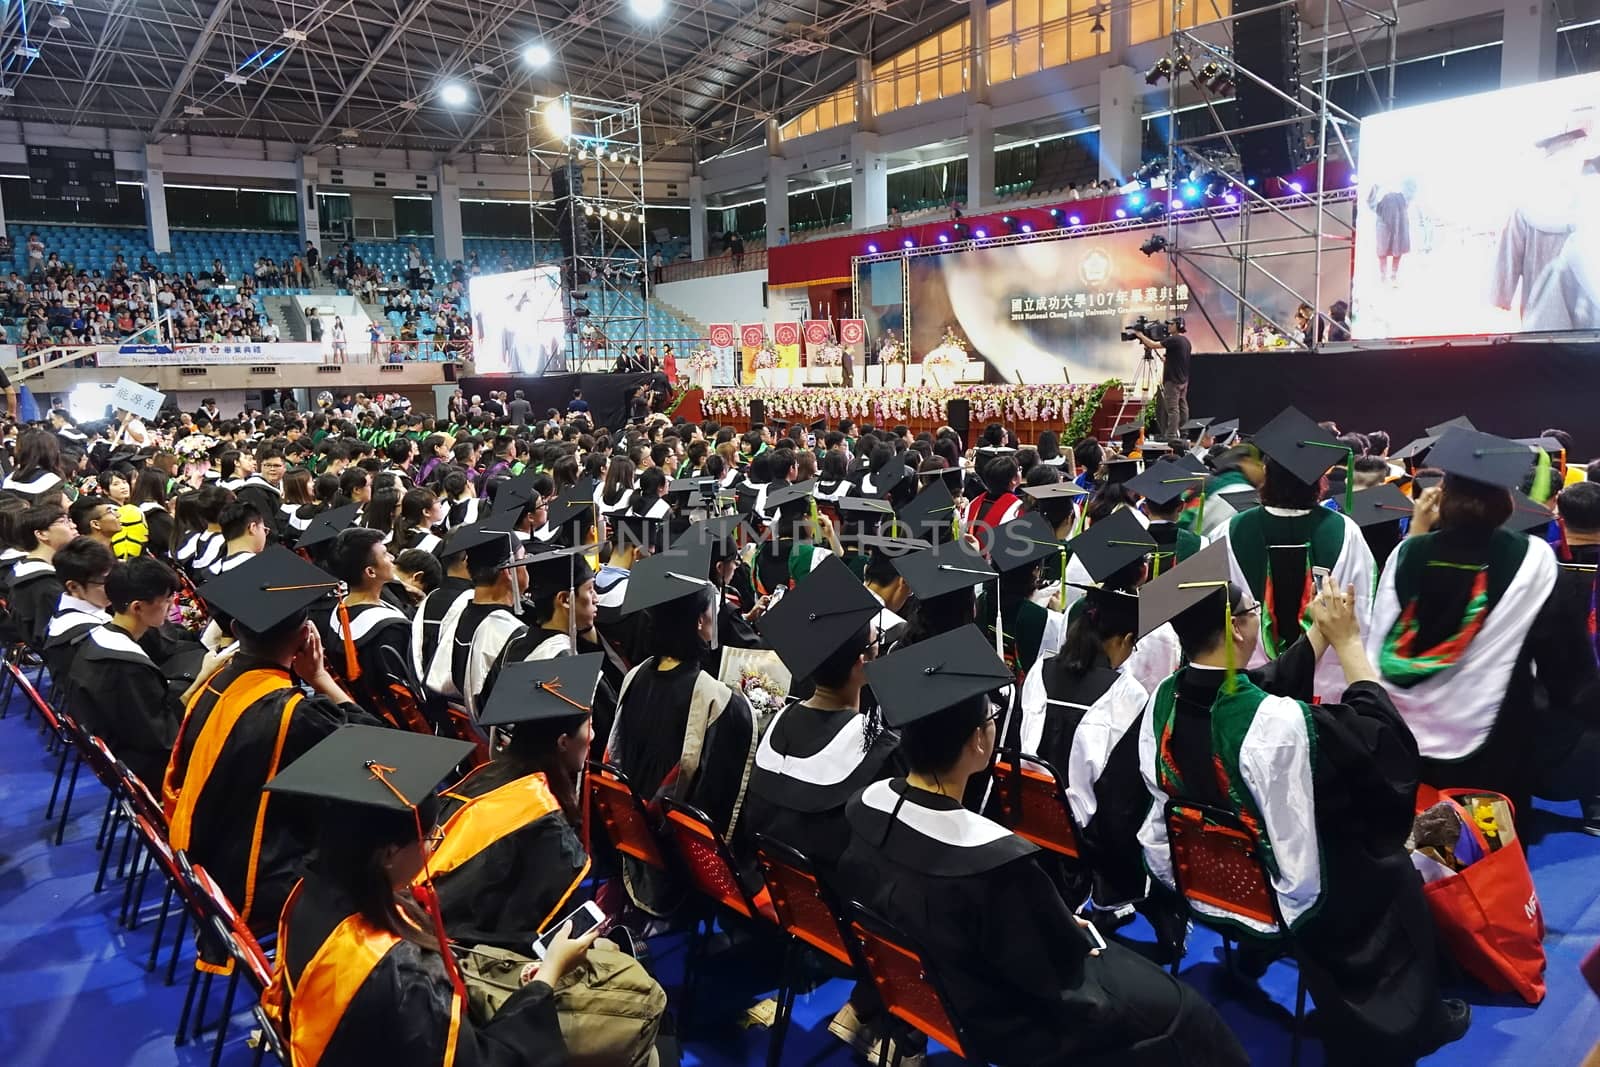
[110,503,148,559]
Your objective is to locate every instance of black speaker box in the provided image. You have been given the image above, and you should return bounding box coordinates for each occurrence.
[1233,0,1301,185]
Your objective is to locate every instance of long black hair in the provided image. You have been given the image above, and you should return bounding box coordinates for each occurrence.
[307,793,443,951]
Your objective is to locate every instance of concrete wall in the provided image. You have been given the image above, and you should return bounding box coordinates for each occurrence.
[654,269,771,328]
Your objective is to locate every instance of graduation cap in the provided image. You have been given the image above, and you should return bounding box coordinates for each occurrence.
[1067,508,1158,584]
[198,546,343,635]
[895,480,959,541]
[757,556,883,681]
[988,512,1065,574]
[1390,436,1437,462]
[491,472,540,513]
[1425,428,1537,491]
[1503,491,1555,534]
[808,418,828,434]
[1111,421,1147,442]
[477,653,604,727]
[765,480,818,512]
[1208,418,1241,444]
[1136,538,1243,671]
[1182,417,1213,442]
[843,532,932,556]
[837,496,898,522]
[264,724,474,812]
[871,454,913,498]
[891,534,994,600]
[619,537,714,614]
[1410,472,1443,495]
[1426,416,1476,436]
[674,514,742,560]
[608,510,666,551]
[1020,481,1089,503]
[543,491,594,529]
[864,624,1014,729]
[1515,436,1566,455]
[1348,482,1415,528]
[1103,458,1141,486]
[450,524,522,572]
[296,503,361,552]
[1125,462,1206,509]
[1252,406,1350,487]
[515,540,594,593]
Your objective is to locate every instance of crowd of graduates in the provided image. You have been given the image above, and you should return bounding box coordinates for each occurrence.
[1,392,1596,1066]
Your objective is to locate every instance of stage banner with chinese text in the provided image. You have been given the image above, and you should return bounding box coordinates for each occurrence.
[802,320,832,365]
[740,322,767,380]
[707,323,738,386]
[773,321,802,369]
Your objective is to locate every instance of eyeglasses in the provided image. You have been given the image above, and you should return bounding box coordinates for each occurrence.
[423,828,445,849]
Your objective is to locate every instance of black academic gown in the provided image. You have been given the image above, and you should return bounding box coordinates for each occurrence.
[163,654,373,934]
[42,595,109,680]
[335,600,423,730]
[68,623,182,791]
[1165,639,1455,1066]
[839,779,1247,1067]
[430,761,590,950]
[268,871,565,1067]
[234,476,287,543]
[744,702,901,876]
[9,558,62,650]
[487,625,617,759]
[415,575,473,678]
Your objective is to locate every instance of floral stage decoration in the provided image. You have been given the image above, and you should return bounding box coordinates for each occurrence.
[814,342,845,367]
[753,339,780,369]
[684,344,719,373]
[878,335,907,365]
[701,382,1105,427]
[923,327,969,366]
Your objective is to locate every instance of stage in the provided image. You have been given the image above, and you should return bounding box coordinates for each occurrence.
[1187,338,1600,457]
[457,371,665,430]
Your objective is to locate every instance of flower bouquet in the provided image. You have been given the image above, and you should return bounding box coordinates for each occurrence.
[754,339,780,370]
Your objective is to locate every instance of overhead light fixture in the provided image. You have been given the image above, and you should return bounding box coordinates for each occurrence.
[631,0,665,16]
[543,97,572,139]
[0,87,13,98]
[1144,57,1173,86]
[223,73,247,85]
[1139,234,1169,257]
[398,99,419,110]
[473,64,494,76]
[610,151,620,162]
[1090,15,1104,34]
[49,13,70,28]
[440,82,470,106]
[282,28,307,41]
[1173,53,1192,74]
[577,147,588,160]
[13,46,40,59]
[524,43,552,67]
[183,105,204,116]
[584,204,594,216]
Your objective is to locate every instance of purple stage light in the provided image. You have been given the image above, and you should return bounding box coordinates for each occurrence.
[1288,181,1303,193]
[1021,223,1033,233]
[938,233,949,243]
[903,238,915,248]
[1069,215,1081,226]
[974,228,987,239]
[1115,209,1127,218]
[867,243,878,253]
[1223,193,1237,205]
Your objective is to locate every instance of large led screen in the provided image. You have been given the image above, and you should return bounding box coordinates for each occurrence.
[1354,71,1600,338]
[468,266,568,374]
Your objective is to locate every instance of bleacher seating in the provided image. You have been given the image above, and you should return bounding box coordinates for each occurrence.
[6,224,302,281]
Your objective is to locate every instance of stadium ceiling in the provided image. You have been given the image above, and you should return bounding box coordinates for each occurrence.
[0,0,968,163]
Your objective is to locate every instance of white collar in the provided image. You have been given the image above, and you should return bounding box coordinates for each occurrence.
[858,779,1014,848]
[755,704,872,786]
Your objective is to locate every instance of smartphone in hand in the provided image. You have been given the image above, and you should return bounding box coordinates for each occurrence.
[530,900,606,960]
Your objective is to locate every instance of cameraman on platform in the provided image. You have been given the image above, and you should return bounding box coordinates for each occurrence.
[1132,317,1190,440]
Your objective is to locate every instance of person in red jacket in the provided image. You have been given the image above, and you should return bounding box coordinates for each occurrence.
[961,455,1023,555]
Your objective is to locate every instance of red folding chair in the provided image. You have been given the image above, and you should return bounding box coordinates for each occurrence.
[660,798,776,924]
[1165,798,1307,1066]
[990,755,1082,859]
[753,835,859,1067]
[847,903,972,1064]
[587,761,670,870]
[176,856,281,1067]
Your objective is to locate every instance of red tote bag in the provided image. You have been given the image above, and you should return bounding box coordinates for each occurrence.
[1415,785,1546,1005]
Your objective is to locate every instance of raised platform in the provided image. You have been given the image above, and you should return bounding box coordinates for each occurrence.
[458,371,665,431]
[1187,338,1600,456]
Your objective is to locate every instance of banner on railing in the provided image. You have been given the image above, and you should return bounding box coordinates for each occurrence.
[707,323,738,387]
[96,342,326,367]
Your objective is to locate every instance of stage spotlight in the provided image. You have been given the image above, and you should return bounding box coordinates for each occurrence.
[1349,172,1359,185]
[583,204,594,216]
[1048,208,1061,219]
[1287,180,1304,193]
[867,243,878,253]
[1223,192,1238,204]
[1181,183,1198,200]
[903,238,915,248]
[1198,61,1222,82]
[631,0,664,16]
[1139,234,1169,257]
[938,234,950,244]
[1139,201,1167,221]
[1020,223,1033,233]
[543,97,572,139]
[1144,57,1173,86]
[973,228,987,239]
[1115,209,1127,219]
[1069,215,1081,226]
[1246,178,1257,187]
[524,43,552,67]
[440,82,470,107]
[1129,192,1144,208]
[577,148,588,160]
[1173,53,1191,74]
[610,151,620,163]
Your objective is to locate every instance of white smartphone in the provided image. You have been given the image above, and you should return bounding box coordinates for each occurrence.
[1082,919,1108,952]
[530,900,606,960]
[1312,565,1332,585]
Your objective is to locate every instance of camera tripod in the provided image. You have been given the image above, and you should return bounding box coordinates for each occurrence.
[1108,348,1163,437]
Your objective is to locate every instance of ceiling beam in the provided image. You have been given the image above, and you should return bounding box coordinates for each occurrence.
[300,0,440,148]
[151,0,240,134]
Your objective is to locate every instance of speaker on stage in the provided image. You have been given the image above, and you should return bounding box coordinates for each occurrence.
[551,161,592,285]
[1233,0,1301,187]
[946,399,970,451]
[750,399,765,429]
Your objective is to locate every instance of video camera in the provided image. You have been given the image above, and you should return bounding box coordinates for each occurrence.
[1121,315,1174,343]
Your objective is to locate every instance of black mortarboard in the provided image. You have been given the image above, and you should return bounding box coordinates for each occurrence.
[296,503,361,551]
[808,418,828,433]
[1426,428,1537,491]
[265,724,473,812]
[1251,406,1349,486]
[1390,436,1437,462]
[771,419,790,429]
[1103,458,1141,486]
[895,480,958,541]
[864,624,1014,729]
[477,653,604,727]
[988,512,1065,574]
[1515,436,1565,455]
[1020,481,1089,503]
[1182,417,1213,440]
[844,533,932,555]
[543,491,594,529]
[872,454,913,497]
[766,480,818,512]
[674,514,742,560]
[757,556,882,680]
[837,496,897,522]
[1137,538,1237,639]
[1410,472,1443,495]
[891,534,994,600]
[1125,462,1206,508]
[1426,416,1476,436]
[608,511,666,550]
[516,542,595,598]
[1111,421,1147,442]
[1067,508,1158,583]
[1348,483,1414,528]
[1503,491,1555,534]
[448,522,521,568]
[492,473,539,513]
[1208,418,1240,443]
[198,546,341,633]
[619,538,714,614]
[667,476,716,495]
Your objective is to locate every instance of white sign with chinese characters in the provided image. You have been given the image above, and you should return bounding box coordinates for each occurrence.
[1008,284,1191,322]
[112,377,166,420]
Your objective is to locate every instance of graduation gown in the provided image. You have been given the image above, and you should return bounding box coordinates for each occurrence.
[67,623,181,791]
[1137,639,1454,1066]
[839,779,1247,1067]
[235,476,287,543]
[42,593,110,679]
[979,594,1066,678]
[9,558,62,649]
[176,530,225,579]
[486,625,617,756]
[453,603,525,716]
[412,577,473,680]
[744,702,901,875]
[1146,520,1201,576]
[428,762,590,950]
[263,873,565,1067]
[162,655,369,935]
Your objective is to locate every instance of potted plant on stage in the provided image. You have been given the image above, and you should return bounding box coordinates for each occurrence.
[878,329,907,387]
[753,336,781,386]
[685,343,719,391]
[922,325,970,390]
